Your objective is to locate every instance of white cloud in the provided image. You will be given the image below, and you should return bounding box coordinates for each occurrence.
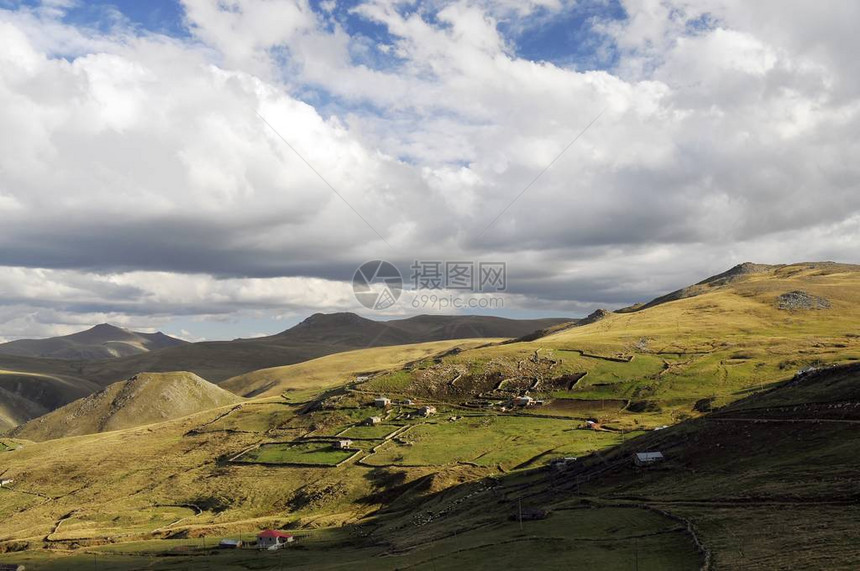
[0,0,858,339]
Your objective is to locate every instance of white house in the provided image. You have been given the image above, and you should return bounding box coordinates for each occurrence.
[419,405,437,417]
[335,440,353,450]
[366,416,382,426]
[0,479,13,487]
[374,397,391,408]
[257,530,294,550]
[514,396,533,406]
[634,452,665,466]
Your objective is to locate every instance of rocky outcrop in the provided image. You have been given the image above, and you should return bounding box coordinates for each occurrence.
[777,291,831,311]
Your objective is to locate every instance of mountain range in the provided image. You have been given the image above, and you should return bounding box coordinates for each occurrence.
[0,323,187,360]
[0,314,569,430]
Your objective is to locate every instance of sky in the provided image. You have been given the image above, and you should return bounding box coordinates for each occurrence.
[0,0,858,341]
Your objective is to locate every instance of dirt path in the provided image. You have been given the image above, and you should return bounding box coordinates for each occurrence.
[151,503,203,535]
[44,510,77,542]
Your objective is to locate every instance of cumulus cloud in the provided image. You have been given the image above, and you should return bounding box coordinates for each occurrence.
[0,0,858,340]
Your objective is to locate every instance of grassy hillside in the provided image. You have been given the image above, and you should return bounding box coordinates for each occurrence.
[356,262,860,427]
[10,372,242,441]
[222,338,499,398]
[0,262,856,569]
[5,363,856,569]
[0,324,188,360]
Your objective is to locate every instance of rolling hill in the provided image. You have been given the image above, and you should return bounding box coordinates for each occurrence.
[617,261,858,313]
[0,315,569,429]
[10,372,242,441]
[221,338,500,398]
[0,324,188,360]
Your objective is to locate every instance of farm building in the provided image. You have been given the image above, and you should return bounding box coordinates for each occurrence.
[419,405,437,417]
[257,530,294,550]
[335,439,353,449]
[374,397,391,408]
[365,416,382,426]
[549,457,577,471]
[514,396,534,406]
[219,539,243,549]
[634,451,665,466]
[0,479,13,487]
[403,398,414,405]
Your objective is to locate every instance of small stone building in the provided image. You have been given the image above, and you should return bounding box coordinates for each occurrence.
[633,451,665,466]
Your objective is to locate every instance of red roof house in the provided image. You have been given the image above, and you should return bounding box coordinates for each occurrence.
[257,529,294,549]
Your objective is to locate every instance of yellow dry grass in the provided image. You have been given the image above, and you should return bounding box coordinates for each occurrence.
[222,338,500,398]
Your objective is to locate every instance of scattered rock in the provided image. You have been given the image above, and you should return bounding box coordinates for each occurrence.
[777,291,831,311]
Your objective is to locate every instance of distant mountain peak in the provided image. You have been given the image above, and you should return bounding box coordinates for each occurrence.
[89,323,127,332]
[297,312,369,327]
[697,262,773,285]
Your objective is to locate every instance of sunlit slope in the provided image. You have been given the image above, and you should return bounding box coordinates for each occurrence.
[10,372,241,441]
[222,339,499,398]
[359,262,860,424]
[547,262,860,347]
[535,262,860,407]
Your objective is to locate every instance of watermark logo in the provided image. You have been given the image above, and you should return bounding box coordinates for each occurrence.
[354,260,507,311]
[410,261,506,292]
[353,260,403,310]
